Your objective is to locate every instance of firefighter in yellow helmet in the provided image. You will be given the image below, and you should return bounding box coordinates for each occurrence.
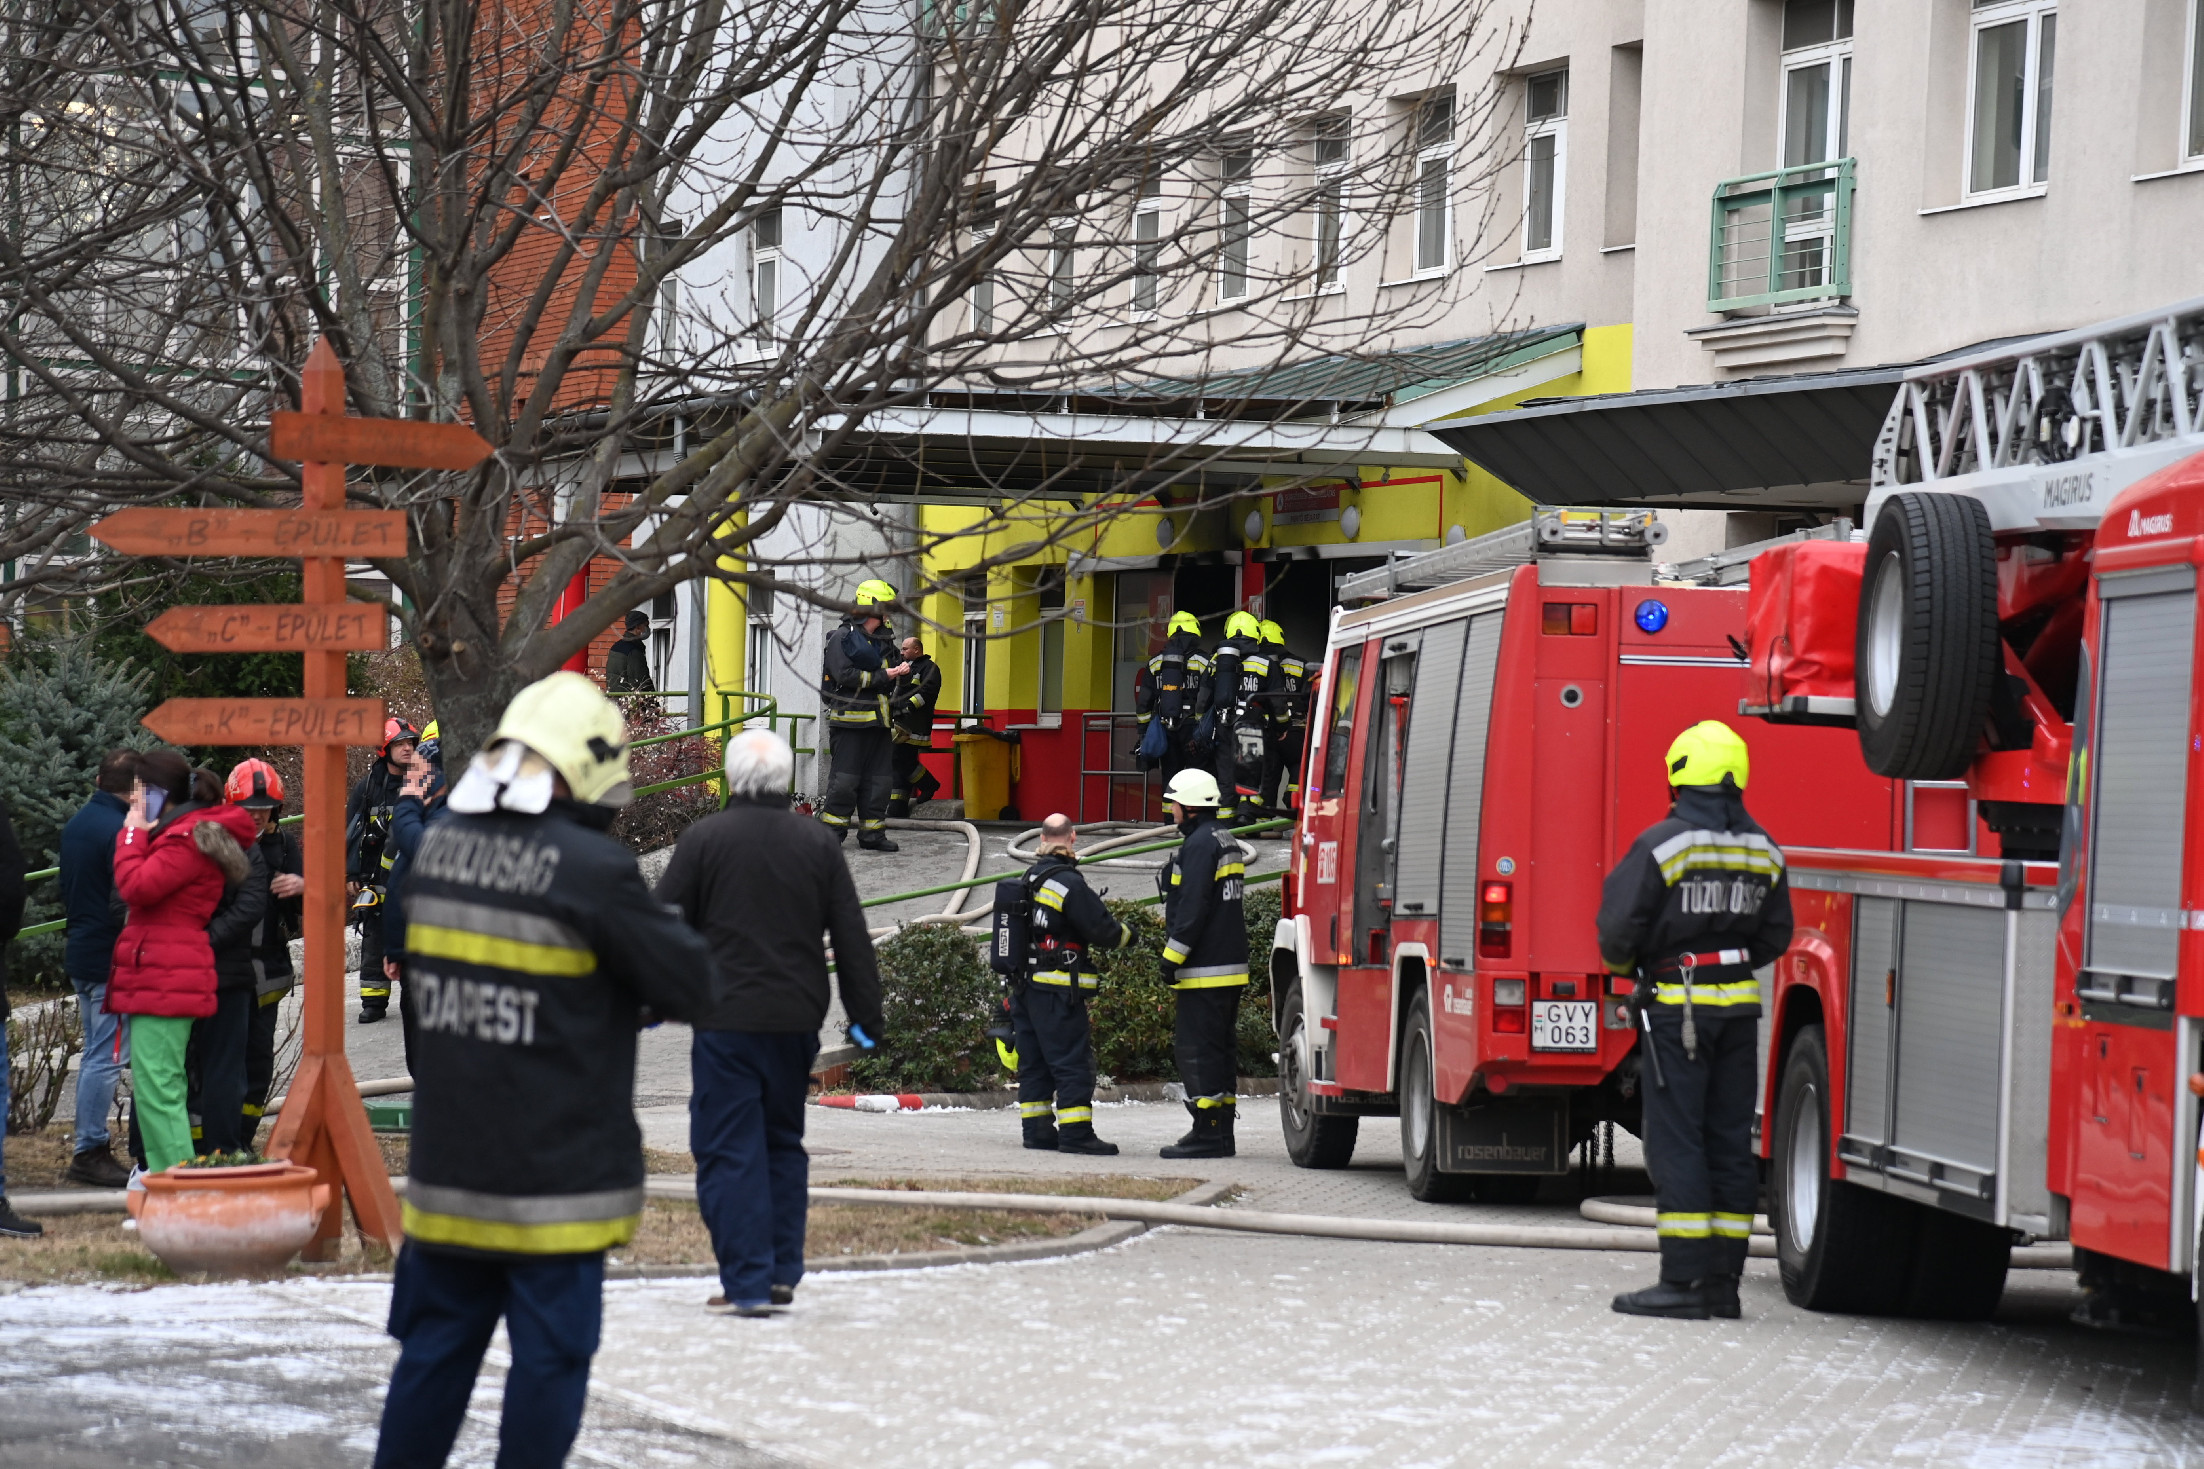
[1597,720,1793,1321]
[1196,609,1266,821]
[376,671,716,1463]
[1133,609,1210,781]
[819,578,911,851]
[1255,617,1307,816]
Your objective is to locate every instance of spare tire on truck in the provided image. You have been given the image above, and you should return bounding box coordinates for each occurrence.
[1856,491,2001,780]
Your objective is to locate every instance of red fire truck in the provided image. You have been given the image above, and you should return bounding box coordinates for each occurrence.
[1747,297,2204,1337]
[1269,509,1899,1200]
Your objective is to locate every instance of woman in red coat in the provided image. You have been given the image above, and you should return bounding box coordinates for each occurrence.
[111,751,256,1175]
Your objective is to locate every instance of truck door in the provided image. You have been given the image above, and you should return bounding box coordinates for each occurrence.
[2073,572,2195,1268]
[1304,642,1367,964]
[1354,636,1418,962]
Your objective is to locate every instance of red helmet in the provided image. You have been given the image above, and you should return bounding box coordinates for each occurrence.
[225,758,286,809]
[379,717,422,758]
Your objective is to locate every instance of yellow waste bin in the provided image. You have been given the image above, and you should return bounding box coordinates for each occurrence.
[955,730,1016,821]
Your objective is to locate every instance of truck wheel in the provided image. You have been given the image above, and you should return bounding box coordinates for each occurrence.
[1904,1208,2011,1320]
[1856,490,2000,780]
[1770,1025,1919,1314]
[1278,983,1358,1170]
[1400,991,1475,1202]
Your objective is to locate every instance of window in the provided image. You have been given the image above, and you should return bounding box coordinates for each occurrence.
[1049,224,1075,313]
[2187,0,2204,160]
[745,577,776,698]
[1968,0,2055,196]
[1037,576,1066,722]
[750,208,782,342]
[1778,0,1852,290]
[1522,70,1567,258]
[961,576,989,717]
[971,272,994,333]
[1313,114,1348,289]
[1218,144,1253,302]
[1414,91,1454,273]
[1132,203,1161,315]
[1320,645,1363,798]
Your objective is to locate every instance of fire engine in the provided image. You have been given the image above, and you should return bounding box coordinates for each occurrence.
[1746,296,2204,1339]
[1268,508,1898,1200]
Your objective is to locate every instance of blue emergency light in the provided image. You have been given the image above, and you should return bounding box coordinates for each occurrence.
[1633,599,1670,634]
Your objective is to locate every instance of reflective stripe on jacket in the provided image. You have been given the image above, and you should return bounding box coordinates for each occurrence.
[1027,855,1131,990]
[1159,819,1249,989]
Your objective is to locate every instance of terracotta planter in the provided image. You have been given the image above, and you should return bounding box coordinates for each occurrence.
[127,1162,336,1278]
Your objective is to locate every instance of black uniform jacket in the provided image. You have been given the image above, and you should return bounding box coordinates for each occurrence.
[1026,855,1132,990]
[206,842,272,994]
[1135,631,1208,728]
[891,655,942,743]
[400,801,717,1257]
[1595,782,1795,1018]
[344,762,405,882]
[1159,817,1249,988]
[654,793,886,1037]
[822,618,898,727]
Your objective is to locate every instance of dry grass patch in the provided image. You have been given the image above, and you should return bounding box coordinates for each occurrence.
[4,1126,86,1191]
[0,1206,393,1286]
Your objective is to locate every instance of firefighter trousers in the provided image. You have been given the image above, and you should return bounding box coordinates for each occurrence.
[1012,983,1098,1135]
[358,914,389,1009]
[1641,1008,1759,1283]
[823,725,894,838]
[1172,985,1242,1122]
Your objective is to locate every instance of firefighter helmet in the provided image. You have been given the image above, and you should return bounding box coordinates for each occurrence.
[1665,720,1750,790]
[1259,619,1286,645]
[449,672,633,813]
[378,717,421,759]
[1163,768,1222,808]
[224,758,285,810]
[854,579,898,609]
[1224,610,1261,641]
[1166,610,1201,637]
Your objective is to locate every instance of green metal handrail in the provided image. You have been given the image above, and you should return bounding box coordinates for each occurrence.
[1707,156,1855,313]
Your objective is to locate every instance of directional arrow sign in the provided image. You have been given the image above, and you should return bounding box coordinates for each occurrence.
[146,604,390,653]
[271,412,493,472]
[91,508,407,559]
[143,698,388,747]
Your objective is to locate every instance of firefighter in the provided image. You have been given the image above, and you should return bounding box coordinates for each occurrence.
[1198,610,1266,822]
[819,578,910,852]
[374,672,716,1466]
[1155,768,1248,1160]
[887,635,943,818]
[1256,618,1307,816]
[1011,814,1134,1155]
[347,717,419,1023]
[1133,610,1209,780]
[1599,720,1793,1321]
[226,760,302,1145]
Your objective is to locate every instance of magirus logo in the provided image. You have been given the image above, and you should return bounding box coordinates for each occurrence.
[2130,508,2176,537]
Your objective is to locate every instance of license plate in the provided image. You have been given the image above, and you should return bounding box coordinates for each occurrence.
[1530,1000,1598,1052]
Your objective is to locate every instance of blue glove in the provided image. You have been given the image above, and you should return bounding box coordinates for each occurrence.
[848,1022,878,1051]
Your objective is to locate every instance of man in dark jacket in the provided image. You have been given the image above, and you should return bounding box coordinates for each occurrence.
[1133,611,1208,780]
[376,673,716,1468]
[886,635,943,818]
[656,726,886,1317]
[1155,768,1249,1160]
[818,578,909,851]
[348,718,419,1024]
[1599,721,1793,1323]
[57,749,140,1187]
[605,610,653,692]
[1012,815,1133,1156]
[378,737,447,1075]
[228,761,303,1145]
[1197,610,1267,822]
[0,794,37,1237]
[191,768,271,1157]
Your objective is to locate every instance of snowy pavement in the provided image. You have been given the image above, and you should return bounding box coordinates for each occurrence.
[8,1091,2204,1466]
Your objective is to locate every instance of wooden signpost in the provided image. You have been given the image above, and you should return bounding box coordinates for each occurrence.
[91,340,492,1258]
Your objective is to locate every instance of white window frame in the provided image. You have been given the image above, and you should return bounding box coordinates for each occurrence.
[1048,222,1076,317]
[750,207,782,343]
[971,271,994,333]
[1312,116,1348,292]
[1520,70,1568,262]
[1964,0,2056,202]
[2185,0,2204,163]
[1130,199,1162,318]
[961,578,990,717]
[1413,92,1454,276]
[1776,21,1851,293]
[1036,576,1066,726]
[745,616,774,699]
[1217,145,1253,303]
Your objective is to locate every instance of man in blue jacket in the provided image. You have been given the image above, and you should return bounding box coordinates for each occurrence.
[57,750,140,1188]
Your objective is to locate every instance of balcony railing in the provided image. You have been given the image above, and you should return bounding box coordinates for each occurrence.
[1706,157,1856,313]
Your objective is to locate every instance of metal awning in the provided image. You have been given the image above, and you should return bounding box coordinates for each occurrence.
[1426,363,1907,511]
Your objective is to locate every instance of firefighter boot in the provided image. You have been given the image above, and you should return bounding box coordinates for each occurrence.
[1610,1277,1715,1320]
[1159,1113,1235,1160]
[358,1002,387,1024]
[1706,1274,1742,1320]
[1057,1123,1119,1157]
[1022,1121,1060,1151]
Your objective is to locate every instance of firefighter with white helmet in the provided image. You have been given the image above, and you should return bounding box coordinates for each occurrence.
[819,577,910,852]
[1598,720,1794,1321]
[375,672,717,1464]
[1154,767,1249,1159]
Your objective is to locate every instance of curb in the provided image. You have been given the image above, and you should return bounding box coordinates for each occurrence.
[809,1078,1282,1112]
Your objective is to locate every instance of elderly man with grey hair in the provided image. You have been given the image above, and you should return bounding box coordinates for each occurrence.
[1010,813,1133,1155]
[655,728,885,1316]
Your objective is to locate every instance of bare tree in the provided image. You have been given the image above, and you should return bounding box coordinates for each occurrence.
[0,0,1526,755]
